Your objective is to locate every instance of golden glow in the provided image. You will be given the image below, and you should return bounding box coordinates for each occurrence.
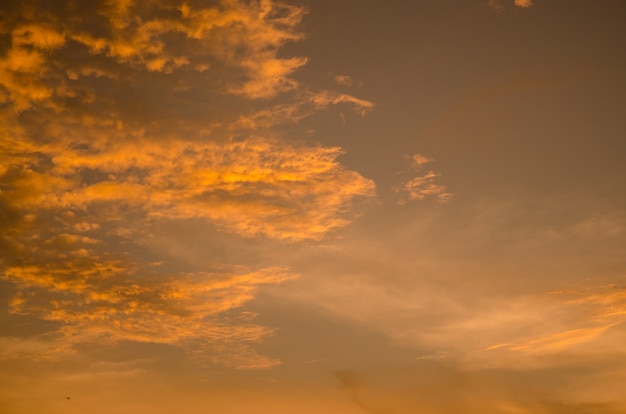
[1,0,625,413]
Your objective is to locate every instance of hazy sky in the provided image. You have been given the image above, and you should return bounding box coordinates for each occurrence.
[1,0,625,413]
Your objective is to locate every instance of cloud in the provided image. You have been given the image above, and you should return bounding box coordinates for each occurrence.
[282,201,626,371]
[231,57,308,98]
[1,136,374,241]
[411,153,434,166]
[308,90,374,117]
[3,254,297,368]
[0,0,375,241]
[350,282,626,368]
[394,153,452,203]
[514,0,533,8]
[0,0,377,369]
[0,0,310,111]
[0,194,298,368]
[486,325,617,354]
[486,0,533,12]
[485,285,626,355]
[333,75,363,88]
[229,88,374,130]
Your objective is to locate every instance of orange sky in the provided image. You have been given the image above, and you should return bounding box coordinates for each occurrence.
[1,0,626,413]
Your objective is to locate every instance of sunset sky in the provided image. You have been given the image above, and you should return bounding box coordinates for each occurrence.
[1,0,626,413]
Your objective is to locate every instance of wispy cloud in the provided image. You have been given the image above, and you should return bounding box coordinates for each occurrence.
[333,74,363,88]
[514,0,533,8]
[3,253,296,368]
[394,153,452,203]
[2,137,374,240]
[486,0,534,12]
[486,285,626,353]
[0,0,376,368]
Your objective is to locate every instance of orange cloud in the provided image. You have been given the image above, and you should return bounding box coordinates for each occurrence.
[0,0,308,112]
[514,0,533,8]
[333,74,363,88]
[2,137,374,240]
[0,123,373,365]
[486,0,533,12]
[394,153,452,203]
[232,57,307,98]
[308,90,374,117]
[480,285,626,358]
[0,0,378,370]
[486,325,616,353]
[3,241,297,368]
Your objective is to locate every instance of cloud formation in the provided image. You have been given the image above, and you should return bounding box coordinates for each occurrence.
[4,254,296,368]
[394,154,452,203]
[0,0,311,108]
[2,135,374,240]
[0,0,375,368]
